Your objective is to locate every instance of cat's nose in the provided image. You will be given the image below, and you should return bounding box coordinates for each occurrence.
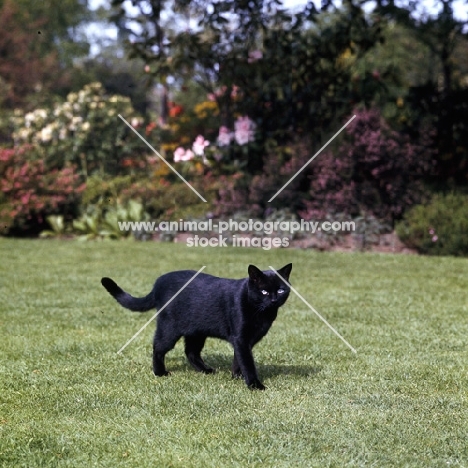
[271,295,278,303]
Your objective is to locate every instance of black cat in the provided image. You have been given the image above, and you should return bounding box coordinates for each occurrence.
[101,263,292,390]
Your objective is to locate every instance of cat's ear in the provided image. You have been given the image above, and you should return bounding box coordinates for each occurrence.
[248,265,265,283]
[277,263,292,282]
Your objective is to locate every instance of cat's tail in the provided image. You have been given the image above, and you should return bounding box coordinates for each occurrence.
[101,277,156,312]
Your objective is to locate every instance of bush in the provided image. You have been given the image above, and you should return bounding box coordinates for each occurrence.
[80,169,217,222]
[0,146,84,235]
[72,199,150,240]
[215,109,435,221]
[298,108,435,222]
[11,82,146,176]
[396,193,468,256]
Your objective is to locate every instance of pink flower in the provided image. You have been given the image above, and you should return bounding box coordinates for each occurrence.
[234,116,256,145]
[183,149,194,161]
[429,229,434,235]
[432,235,438,242]
[217,126,233,146]
[231,85,240,98]
[173,147,194,162]
[174,147,185,162]
[192,135,210,156]
[248,50,263,63]
[209,86,228,100]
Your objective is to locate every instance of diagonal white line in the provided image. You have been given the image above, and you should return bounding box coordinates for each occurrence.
[268,115,356,202]
[117,266,207,354]
[118,114,207,203]
[269,266,357,354]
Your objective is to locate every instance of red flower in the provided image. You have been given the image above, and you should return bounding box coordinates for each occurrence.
[146,122,157,135]
[169,105,184,118]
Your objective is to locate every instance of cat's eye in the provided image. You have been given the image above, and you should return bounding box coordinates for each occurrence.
[261,289,269,295]
[278,288,285,294]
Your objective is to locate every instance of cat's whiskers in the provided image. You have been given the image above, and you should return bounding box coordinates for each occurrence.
[250,301,265,317]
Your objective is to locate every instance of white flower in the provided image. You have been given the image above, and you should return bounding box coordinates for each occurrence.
[40,126,53,142]
[15,128,31,141]
[24,112,35,128]
[131,117,142,128]
[36,109,47,119]
[82,122,90,132]
[69,116,83,131]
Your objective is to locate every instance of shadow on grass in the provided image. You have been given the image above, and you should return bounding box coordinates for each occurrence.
[167,353,322,379]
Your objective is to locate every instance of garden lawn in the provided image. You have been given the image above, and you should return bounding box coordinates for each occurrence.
[1,239,468,467]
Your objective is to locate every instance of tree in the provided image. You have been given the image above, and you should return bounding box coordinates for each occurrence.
[0,0,92,110]
[0,0,91,66]
[71,43,151,115]
[373,0,468,185]
[111,0,384,174]
[0,1,63,108]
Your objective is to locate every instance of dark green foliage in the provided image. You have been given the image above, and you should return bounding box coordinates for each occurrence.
[72,199,149,240]
[374,0,468,185]
[396,192,468,256]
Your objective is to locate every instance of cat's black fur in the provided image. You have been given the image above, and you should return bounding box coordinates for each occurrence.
[101,264,292,390]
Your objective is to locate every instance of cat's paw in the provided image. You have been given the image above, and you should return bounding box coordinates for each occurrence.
[202,367,216,374]
[247,380,266,390]
[154,370,170,377]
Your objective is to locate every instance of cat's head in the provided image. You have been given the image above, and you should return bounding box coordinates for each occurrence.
[247,263,292,310]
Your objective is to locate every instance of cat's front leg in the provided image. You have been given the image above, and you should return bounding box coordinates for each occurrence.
[232,340,265,390]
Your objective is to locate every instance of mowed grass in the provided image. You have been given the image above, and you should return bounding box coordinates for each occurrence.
[1,238,468,467]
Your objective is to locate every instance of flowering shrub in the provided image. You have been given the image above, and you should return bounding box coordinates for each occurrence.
[396,193,468,256]
[168,114,258,179]
[11,82,146,176]
[174,147,195,162]
[213,173,250,216]
[298,108,435,221]
[223,109,435,220]
[148,98,220,159]
[212,116,257,147]
[192,135,210,156]
[0,146,84,235]
[233,116,256,146]
[210,115,261,174]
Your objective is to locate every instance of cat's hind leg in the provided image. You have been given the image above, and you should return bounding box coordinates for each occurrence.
[152,327,180,376]
[184,335,215,374]
[231,353,243,379]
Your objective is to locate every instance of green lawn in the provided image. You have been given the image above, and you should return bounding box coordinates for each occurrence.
[1,239,467,467]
